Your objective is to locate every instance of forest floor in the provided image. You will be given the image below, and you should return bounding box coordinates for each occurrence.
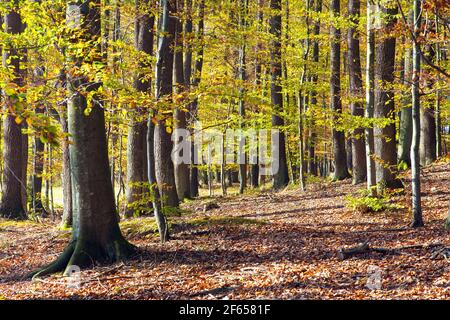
[0,162,449,300]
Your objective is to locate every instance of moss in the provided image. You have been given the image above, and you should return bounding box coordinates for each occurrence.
[120,217,161,238]
[0,219,39,229]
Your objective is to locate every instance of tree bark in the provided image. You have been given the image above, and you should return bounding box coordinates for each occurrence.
[410,0,423,228]
[173,0,191,201]
[270,0,289,189]
[330,0,350,181]
[374,3,403,189]
[125,0,154,218]
[154,0,179,208]
[32,0,134,278]
[189,0,205,198]
[0,5,27,219]
[348,0,366,184]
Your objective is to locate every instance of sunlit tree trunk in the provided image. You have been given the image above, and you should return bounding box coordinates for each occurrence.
[410,0,423,228]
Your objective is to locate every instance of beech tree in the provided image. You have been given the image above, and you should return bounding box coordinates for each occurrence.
[32,0,135,277]
[0,3,27,220]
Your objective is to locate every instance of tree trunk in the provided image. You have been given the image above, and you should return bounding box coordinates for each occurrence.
[32,107,47,216]
[308,0,322,177]
[411,0,423,228]
[330,0,350,181]
[189,0,205,198]
[419,107,436,166]
[348,0,366,184]
[0,6,27,219]
[398,10,413,167]
[154,0,179,208]
[365,0,376,196]
[125,0,154,218]
[32,0,134,278]
[270,0,289,189]
[374,3,402,189]
[174,0,190,201]
[60,108,72,228]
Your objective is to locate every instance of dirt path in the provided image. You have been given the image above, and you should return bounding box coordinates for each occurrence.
[0,163,449,299]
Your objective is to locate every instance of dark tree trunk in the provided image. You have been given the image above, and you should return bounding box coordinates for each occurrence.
[173,0,190,201]
[125,0,154,218]
[330,0,350,181]
[270,0,289,189]
[347,0,366,184]
[154,0,179,208]
[32,107,47,216]
[189,0,205,198]
[238,0,248,194]
[374,4,403,189]
[32,0,134,278]
[308,0,322,177]
[0,6,27,219]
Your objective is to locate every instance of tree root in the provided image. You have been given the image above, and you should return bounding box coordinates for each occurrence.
[29,236,137,279]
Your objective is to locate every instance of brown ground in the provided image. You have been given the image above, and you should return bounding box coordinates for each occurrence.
[0,162,449,300]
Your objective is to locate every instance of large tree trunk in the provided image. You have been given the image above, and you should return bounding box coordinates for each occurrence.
[374,4,402,189]
[32,0,134,278]
[270,0,289,189]
[125,0,154,218]
[411,0,423,228]
[348,0,366,184]
[173,0,190,201]
[0,6,27,219]
[330,0,350,181]
[154,0,179,208]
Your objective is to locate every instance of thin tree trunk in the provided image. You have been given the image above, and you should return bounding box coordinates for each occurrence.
[365,0,377,196]
[411,0,423,228]
[189,0,205,198]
